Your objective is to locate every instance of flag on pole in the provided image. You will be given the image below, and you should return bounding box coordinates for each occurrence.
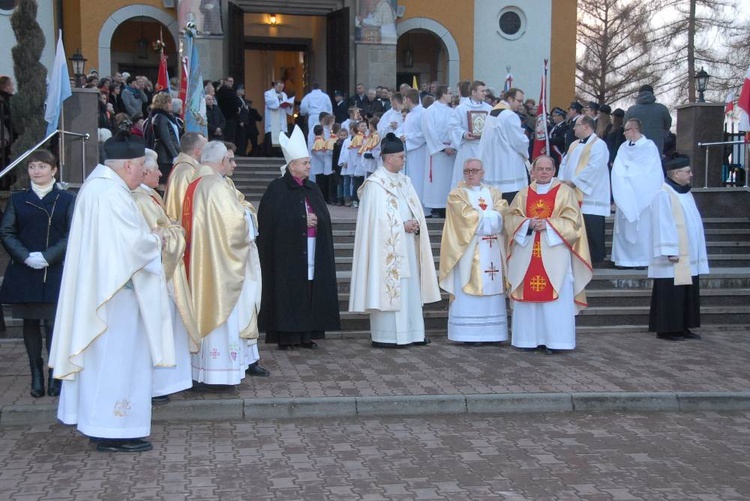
[724,92,734,115]
[44,30,72,137]
[412,75,418,90]
[503,66,513,93]
[179,54,189,119]
[531,60,549,161]
[183,25,207,135]
[155,52,170,93]
[738,64,750,132]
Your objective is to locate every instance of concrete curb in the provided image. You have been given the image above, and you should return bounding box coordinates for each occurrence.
[3,391,750,425]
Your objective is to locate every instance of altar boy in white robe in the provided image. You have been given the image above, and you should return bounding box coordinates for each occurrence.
[505,156,593,354]
[648,154,708,341]
[401,88,428,204]
[349,133,441,348]
[422,85,457,218]
[449,81,492,187]
[611,118,664,268]
[50,132,174,453]
[439,159,509,344]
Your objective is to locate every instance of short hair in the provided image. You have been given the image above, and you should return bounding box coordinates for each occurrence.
[435,85,449,100]
[368,116,379,128]
[180,132,206,153]
[503,87,524,101]
[26,149,56,167]
[402,88,419,104]
[348,106,359,116]
[126,75,137,85]
[579,115,596,130]
[391,92,403,104]
[0,75,12,89]
[312,82,320,89]
[200,141,228,164]
[313,124,324,135]
[144,148,159,171]
[223,141,237,153]
[532,155,555,168]
[332,123,341,134]
[422,95,435,108]
[463,158,483,169]
[470,80,485,93]
[625,118,642,131]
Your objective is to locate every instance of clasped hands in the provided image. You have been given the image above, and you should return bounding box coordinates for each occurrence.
[307,213,318,228]
[404,219,420,235]
[529,217,547,232]
[25,251,49,269]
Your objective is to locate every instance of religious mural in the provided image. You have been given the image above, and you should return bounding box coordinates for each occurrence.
[355,0,398,44]
[178,0,223,36]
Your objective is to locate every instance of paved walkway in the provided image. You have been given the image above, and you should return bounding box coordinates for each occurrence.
[1,327,749,424]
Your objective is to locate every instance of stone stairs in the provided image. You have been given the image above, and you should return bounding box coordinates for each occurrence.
[229,157,750,338]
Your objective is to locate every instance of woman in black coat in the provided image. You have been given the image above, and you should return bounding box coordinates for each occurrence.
[145,92,180,189]
[0,150,75,397]
[257,141,340,350]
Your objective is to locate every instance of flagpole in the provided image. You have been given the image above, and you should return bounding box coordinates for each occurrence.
[543,59,549,157]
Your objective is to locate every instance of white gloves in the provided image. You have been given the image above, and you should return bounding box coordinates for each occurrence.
[24,252,49,270]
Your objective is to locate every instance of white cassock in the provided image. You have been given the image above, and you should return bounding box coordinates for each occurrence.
[377,108,404,138]
[51,165,174,439]
[403,104,428,203]
[558,134,611,217]
[440,185,508,342]
[264,88,293,145]
[611,136,664,267]
[422,100,456,209]
[480,104,530,194]
[449,99,492,187]
[349,167,441,344]
[301,89,333,147]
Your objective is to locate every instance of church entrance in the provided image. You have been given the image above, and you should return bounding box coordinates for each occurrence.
[397,29,449,90]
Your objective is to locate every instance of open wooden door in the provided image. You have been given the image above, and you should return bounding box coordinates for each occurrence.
[227,1,245,83]
[326,7,350,100]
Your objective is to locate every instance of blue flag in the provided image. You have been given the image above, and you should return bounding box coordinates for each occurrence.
[44,30,72,137]
[184,31,207,135]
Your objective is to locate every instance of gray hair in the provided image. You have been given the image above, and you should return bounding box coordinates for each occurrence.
[201,140,228,164]
[144,148,158,172]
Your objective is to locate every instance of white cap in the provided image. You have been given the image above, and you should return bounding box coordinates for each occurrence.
[279,125,309,176]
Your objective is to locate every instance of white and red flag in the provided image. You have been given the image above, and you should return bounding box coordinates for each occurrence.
[531,59,549,160]
[503,66,513,93]
[738,64,750,132]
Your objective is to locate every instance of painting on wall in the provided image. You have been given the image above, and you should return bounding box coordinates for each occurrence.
[178,0,223,37]
[355,0,397,44]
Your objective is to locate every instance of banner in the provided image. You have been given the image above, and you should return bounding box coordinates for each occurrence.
[531,60,549,160]
[183,25,207,135]
[44,30,72,137]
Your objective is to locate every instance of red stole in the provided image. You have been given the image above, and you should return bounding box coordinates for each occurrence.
[521,184,561,302]
[181,177,204,280]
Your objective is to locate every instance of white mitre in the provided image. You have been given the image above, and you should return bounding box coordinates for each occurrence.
[278,125,309,176]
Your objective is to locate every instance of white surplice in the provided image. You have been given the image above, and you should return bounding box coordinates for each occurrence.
[403,104,428,203]
[264,88,293,145]
[611,136,664,267]
[480,105,530,193]
[421,101,456,209]
[559,134,611,216]
[449,99,492,187]
[444,185,508,342]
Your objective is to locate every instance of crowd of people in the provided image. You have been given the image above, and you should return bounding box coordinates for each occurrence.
[0,75,708,453]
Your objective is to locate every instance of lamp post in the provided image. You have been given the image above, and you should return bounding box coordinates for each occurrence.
[69,49,87,88]
[695,67,710,103]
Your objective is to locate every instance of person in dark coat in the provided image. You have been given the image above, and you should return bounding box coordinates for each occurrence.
[0,150,75,398]
[246,99,263,157]
[145,92,180,188]
[624,84,672,156]
[547,107,568,168]
[257,125,340,350]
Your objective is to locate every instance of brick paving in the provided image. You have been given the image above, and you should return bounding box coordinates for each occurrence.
[1,328,749,409]
[1,411,749,500]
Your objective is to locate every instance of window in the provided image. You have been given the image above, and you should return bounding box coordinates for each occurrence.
[0,0,17,14]
[497,6,526,41]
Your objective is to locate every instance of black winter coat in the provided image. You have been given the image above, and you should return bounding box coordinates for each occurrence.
[257,171,340,334]
[0,187,75,304]
[146,109,180,165]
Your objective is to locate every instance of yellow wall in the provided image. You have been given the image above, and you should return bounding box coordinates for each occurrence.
[62,0,173,72]
[398,0,474,80]
[550,0,577,109]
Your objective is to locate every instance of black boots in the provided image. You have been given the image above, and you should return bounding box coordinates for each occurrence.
[30,358,45,398]
[47,369,61,397]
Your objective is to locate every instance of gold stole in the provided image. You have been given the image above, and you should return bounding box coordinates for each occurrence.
[665,187,692,285]
[566,136,599,205]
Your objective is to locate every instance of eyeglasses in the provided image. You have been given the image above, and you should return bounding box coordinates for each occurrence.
[624,127,635,132]
[463,168,483,174]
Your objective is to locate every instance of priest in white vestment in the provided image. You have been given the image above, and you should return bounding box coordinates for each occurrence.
[505,156,593,353]
[349,133,442,348]
[422,85,457,218]
[648,155,708,341]
[401,88,428,204]
[610,118,664,268]
[300,83,333,147]
[264,80,293,148]
[480,88,530,203]
[439,159,509,344]
[449,81,492,187]
[134,150,200,400]
[559,115,610,263]
[50,132,174,453]
[377,94,404,138]
[183,141,264,385]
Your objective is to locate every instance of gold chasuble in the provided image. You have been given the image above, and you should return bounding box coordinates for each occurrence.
[182,165,252,338]
[439,182,508,301]
[505,180,593,312]
[164,153,200,221]
[132,185,201,353]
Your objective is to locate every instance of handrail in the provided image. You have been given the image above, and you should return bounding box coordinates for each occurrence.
[697,140,744,147]
[0,129,91,182]
[697,139,748,188]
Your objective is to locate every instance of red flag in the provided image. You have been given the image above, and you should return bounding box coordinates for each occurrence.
[738,65,750,115]
[179,55,189,119]
[725,92,735,115]
[531,60,549,160]
[155,52,170,93]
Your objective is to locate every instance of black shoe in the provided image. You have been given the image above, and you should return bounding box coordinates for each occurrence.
[47,369,61,397]
[371,341,403,349]
[299,341,318,350]
[656,332,685,341]
[516,347,538,352]
[29,358,45,398]
[682,329,702,340]
[96,439,153,453]
[544,347,559,355]
[463,342,482,346]
[191,382,236,392]
[278,344,294,351]
[246,362,271,377]
[412,337,431,346]
[151,395,171,405]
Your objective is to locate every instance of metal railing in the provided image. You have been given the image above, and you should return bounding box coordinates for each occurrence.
[697,139,747,188]
[0,129,91,184]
